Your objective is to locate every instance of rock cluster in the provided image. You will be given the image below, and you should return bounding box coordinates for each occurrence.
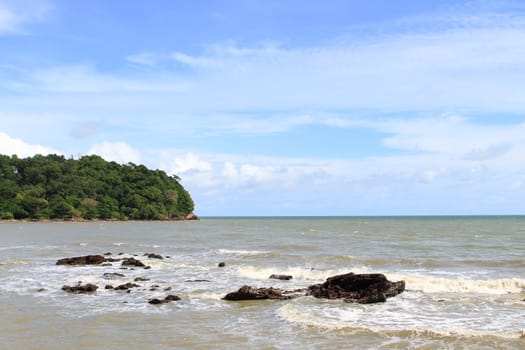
[224,272,405,304]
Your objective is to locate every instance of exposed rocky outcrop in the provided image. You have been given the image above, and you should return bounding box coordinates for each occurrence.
[121,257,146,267]
[56,255,107,265]
[223,285,302,301]
[307,272,405,304]
[115,282,140,290]
[102,272,125,280]
[62,283,98,293]
[148,294,181,304]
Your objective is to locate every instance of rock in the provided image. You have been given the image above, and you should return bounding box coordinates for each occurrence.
[148,295,181,304]
[37,288,46,292]
[62,283,98,294]
[121,257,146,267]
[144,253,163,259]
[218,262,226,267]
[104,252,112,256]
[105,285,114,289]
[56,255,106,266]
[134,277,150,282]
[307,272,405,304]
[102,272,125,280]
[269,274,293,281]
[165,294,181,301]
[101,263,113,267]
[115,282,140,290]
[148,298,164,305]
[144,266,151,270]
[185,213,199,220]
[223,285,299,301]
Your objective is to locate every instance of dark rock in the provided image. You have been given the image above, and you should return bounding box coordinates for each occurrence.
[102,272,125,280]
[105,285,114,289]
[307,272,405,304]
[148,298,164,305]
[218,262,226,267]
[115,283,140,290]
[101,263,113,267]
[134,277,150,282]
[148,295,181,305]
[121,257,145,267]
[269,274,293,281]
[144,266,151,270]
[37,288,46,292]
[164,286,172,291]
[62,283,98,294]
[56,255,106,266]
[104,252,112,256]
[144,253,163,259]
[118,252,124,255]
[223,285,299,301]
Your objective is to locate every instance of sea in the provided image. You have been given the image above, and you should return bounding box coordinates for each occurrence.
[0,216,524,349]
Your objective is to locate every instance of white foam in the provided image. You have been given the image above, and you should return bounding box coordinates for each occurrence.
[387,273,525,294]
[217,249,270,256]
[237,265,372,282]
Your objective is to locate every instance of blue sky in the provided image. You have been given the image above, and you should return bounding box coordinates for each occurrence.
[1,0,525,215]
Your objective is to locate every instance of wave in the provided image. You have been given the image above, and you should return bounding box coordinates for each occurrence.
[216,249,271,256]
[277,303,523,340]
[237,265,372,282]
[387,273,525,294]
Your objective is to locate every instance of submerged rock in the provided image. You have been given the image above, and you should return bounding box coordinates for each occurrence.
[144,253,163,259]
[269,274,293,281]
[218,262,226,267]
[62,283,98,294]
[56,255,106,266]
[307,272,405,304]
[102,272,125,280]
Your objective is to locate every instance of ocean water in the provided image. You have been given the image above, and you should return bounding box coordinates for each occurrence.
[0,217,524,349]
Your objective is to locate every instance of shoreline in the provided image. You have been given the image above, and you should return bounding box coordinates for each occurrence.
[0,213,199,223]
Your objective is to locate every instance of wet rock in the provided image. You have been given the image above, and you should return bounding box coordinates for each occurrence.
[134,277,150,282]
[148,295,181,304]
[62,283,98,294]
[165,294,181,301]
[307,272,405,304]
[56,255,106,266]
[104,252,112,256]
[148,298,164,305]
[164,286,172,291]
[144,266,151,270]
[101,263,112,267]
[102,272,125,280]
[121,257,145,267]
[144,253,163,259]
[269,274,293,281]
[37,288,46,292]
[218,262,226,267]
[105,285,114,289]
[115,282,140,290]
[223,285,299,301]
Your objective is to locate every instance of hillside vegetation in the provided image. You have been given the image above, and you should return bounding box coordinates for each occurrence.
[0,154,195,220]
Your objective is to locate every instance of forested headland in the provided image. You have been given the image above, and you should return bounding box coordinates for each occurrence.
[0,154,195,221]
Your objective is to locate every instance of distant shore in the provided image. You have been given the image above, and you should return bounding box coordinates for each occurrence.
[0,213,199,223]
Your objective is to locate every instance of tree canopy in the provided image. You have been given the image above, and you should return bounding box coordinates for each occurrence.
[0,154,195,220]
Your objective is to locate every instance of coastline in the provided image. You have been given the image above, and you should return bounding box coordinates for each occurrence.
[0,213,199,223]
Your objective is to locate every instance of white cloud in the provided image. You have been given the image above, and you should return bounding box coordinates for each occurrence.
[0,0,51,35]
[88,141,141,164]
[0,131,60,157]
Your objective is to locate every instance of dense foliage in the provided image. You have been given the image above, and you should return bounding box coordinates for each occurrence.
[0,154,194,220]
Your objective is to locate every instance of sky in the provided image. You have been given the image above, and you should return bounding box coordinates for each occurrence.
[1,0,525,216]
